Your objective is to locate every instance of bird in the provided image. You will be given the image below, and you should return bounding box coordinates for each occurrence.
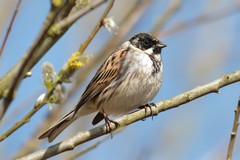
[39,32,166,142]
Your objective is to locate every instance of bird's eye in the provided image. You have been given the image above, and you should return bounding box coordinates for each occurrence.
[143,40,150,47]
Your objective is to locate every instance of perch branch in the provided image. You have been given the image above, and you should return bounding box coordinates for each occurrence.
[14,1,149,157]
[18,70,240,160]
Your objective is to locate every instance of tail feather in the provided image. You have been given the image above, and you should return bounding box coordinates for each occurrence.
[39,111,75,142]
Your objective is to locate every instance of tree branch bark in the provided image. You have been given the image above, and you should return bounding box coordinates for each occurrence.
[0,0,22,56]
[0,0,114,142]
[18,70,240,160]
[0,0,107,119]
[226,96,240,160]
[14,1,150,157]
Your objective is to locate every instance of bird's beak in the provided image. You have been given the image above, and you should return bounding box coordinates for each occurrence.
[158,42,167,48]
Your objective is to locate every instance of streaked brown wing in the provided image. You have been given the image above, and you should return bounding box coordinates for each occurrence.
[73,48,128,115]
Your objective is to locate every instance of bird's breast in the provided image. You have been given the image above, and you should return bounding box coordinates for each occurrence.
[98,50,163,115]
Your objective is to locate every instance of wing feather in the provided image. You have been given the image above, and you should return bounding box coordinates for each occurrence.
[73,48,128,115]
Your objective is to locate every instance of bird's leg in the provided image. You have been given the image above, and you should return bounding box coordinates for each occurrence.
[103,112,120,138]
[138,103,158,120]
[138,105,147,121]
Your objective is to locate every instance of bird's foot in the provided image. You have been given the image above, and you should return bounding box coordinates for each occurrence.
[103,114,120,138]
[139,103,158,120]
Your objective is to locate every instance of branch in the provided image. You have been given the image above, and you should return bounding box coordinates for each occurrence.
[151,0,182,34]
[0,1,66,119]
[71,0,151,94]
[226,96,240,160]
[66,132,115,160]
[14,1,149,157]
[160,3,240,38]
[77,0,114,53]
[0,0,106,119]
[18,70,240,160]
[56,0,107,30]
[0,0,22,56]
[0,0,114,142]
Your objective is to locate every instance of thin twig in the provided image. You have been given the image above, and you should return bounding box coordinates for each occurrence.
[57,0,107,30]
[73,0,151,93]
[151,0,182,34]
[14,1,149,157]
[0,0,22,56]
[160,3,240,38]
[0,2,66,119]
[78,0,114,53]
[18,70,240,160]
[226,97,240,160]
[14,105,60,158]
[0,0,106,119]
[0,0,114,142]
[0,90,41,130]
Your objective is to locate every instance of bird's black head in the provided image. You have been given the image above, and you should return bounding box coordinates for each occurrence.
[130,33,166,54]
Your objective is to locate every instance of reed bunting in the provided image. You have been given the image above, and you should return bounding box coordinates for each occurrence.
[39,33,166,142]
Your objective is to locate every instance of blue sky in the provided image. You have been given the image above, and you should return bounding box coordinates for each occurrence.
[0,0,240,159]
